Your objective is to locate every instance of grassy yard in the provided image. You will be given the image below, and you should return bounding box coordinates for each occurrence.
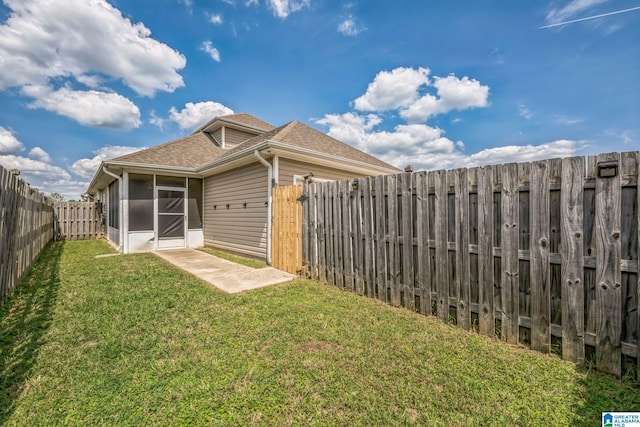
[198,247,267,269]
[1,240,638,426]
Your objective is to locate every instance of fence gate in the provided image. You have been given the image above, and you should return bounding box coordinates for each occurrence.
[54,201,103,240]
[272,185,303,274]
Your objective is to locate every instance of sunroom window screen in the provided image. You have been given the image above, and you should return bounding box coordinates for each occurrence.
[129,173,153,231]
[156,175,185,187]
[188,178,203,229]
[108,179,119,229]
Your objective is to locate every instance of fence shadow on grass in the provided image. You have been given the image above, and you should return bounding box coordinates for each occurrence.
[0,241,63,424]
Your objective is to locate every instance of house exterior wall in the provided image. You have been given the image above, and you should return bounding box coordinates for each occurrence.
[203,161,269,259]
[212,128,222,146]
[277,158,365,185]
[224,128,256,148]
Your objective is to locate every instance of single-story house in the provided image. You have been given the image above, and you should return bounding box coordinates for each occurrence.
[87,113,400,262]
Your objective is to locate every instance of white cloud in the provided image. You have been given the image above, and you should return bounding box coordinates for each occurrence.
[209,14,223,24]
[0,0,186,97]
[28,147,51,163]
[246,0,259,6]
[316,112,460,169]
[0,126,25,154]
[318,65,582,172]
[316,112,585,172]
[400,75,489,123]
[519,104,534,120]
[338,15,365,36]
[168,101,234,130]
[463,140,583,167]
[22,85,141,130]
[546,0,610,24]
[38,178,90,201]
[71,145,142,178]
[555,115,583,125]
[0,154,71,180]
[149,111,167,131]
[200,41,221,62]
[353,67,431,112]
[266,0,310,18]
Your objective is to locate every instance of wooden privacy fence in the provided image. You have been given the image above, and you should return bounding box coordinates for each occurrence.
[272,185,303,274]
[0,165,55,306]
[54,201,103,240]
[302,151,640,380]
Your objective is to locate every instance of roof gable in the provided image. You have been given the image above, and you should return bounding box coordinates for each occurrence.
[197,112,275,134]
[226,121,398,170]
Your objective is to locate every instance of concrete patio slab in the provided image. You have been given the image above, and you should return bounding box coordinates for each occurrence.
[154,248,295,294]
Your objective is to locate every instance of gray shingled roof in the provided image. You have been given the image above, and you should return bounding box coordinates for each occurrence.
[226,120,398,170]
[112,131,225,168]
[109,115,398,172]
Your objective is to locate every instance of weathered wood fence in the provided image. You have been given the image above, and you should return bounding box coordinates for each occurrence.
[272,185,303,274]
[0,165,55,306]
[302,151,640,380]
[54,201,103,240]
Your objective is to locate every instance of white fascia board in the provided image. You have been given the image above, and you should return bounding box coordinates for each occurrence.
[195,140,399,178]
[87,161,203,195]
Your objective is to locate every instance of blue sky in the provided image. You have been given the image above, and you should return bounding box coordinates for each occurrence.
[0,0,638,199]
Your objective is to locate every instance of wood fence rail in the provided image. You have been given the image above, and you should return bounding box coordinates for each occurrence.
[302,151,640,380]
[54,201,103,241]
[0,165,55,306]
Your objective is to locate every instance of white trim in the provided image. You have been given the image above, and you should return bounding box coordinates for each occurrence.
[254,150,273,265]
[221,126,226,148]
[102,166,123,252]
[122,171,129,254]
[273,154,279,185]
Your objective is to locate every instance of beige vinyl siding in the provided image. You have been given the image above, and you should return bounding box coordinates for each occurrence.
[278,158,366,186]
[203,162,269,259]
[224,128,257,148]
[212,128,223,146]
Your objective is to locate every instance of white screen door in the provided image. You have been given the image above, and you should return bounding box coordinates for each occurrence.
[156,187,186,249]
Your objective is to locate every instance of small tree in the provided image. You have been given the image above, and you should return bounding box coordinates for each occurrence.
[49,192,65,203]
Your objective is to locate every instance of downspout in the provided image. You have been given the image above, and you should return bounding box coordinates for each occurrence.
[254,150,272,265]
[102,166,124,253]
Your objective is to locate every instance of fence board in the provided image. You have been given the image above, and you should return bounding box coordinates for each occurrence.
[401,172,414,309]
[530,160,551,352]
[561,156,586,363]
[478,166,495,336]
[363,178,374,297]
[416,172,430,315]
[326,182,335,286]
[434,170,448,321]
[375,174,387,302]
[455,167,471,329]
[594,152,622,376]
[501,163,519,344]
[388,174,400,306]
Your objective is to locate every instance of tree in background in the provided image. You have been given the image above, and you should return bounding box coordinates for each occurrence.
[49,192,64,203]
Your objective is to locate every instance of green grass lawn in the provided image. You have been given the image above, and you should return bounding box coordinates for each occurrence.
[198,247,268,269]
[1,240,638,426]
